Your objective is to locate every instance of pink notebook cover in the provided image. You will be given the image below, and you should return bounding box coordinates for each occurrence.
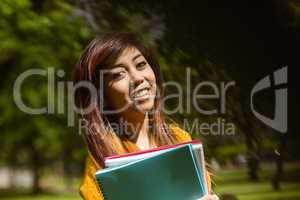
[105,140,201,161]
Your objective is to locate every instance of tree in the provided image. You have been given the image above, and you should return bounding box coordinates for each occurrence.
[0,0,91,193]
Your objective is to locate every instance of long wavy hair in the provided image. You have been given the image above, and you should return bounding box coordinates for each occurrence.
[73,32,178,167]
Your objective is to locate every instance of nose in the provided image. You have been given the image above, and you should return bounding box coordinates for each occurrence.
[129,69,144,87]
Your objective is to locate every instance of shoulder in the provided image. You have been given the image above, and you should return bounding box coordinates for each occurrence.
[169,123,192,142]
[79,154,104,200]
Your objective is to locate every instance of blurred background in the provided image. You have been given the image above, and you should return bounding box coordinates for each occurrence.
[0,0,299,199]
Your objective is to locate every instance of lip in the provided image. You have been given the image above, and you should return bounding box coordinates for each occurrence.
[132,92,150,102]
[130,86,151,98]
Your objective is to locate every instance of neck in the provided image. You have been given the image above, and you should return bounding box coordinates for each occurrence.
[120,111,152,150]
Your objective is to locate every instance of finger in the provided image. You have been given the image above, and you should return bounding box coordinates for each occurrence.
[211,194,220,200]
[197,194,220,200]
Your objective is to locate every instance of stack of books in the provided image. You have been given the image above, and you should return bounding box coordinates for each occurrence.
[95,140,208,200]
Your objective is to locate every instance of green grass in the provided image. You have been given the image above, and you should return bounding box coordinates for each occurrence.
[214,163,300,200]
[0,194,80,200]
[1,163,299,200]
[0,189,81,200]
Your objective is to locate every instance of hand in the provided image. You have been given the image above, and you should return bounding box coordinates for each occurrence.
[197,194,219,200]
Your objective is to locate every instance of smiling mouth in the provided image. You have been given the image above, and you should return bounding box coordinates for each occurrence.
[130,87,151,101]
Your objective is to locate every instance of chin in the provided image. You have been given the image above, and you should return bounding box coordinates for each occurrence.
[134,100,155,113]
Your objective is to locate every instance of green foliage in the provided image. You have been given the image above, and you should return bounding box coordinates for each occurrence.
[0,0,92,170]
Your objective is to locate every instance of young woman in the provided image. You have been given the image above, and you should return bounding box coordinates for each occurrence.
[74,32,219,200]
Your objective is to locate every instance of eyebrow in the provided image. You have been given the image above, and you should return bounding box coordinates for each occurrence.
[132,54,142,61]
[110,54,143,69]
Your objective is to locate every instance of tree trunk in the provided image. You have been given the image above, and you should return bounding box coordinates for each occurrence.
[247,151,260,181]
[8,151,18,189]
[272,134,286,190]
[31,146,42,194]
[240,99,261,181]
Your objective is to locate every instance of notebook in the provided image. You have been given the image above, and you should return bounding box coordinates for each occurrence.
[105,140,202,167]
[95,143,208,200]
[104,140,208,194]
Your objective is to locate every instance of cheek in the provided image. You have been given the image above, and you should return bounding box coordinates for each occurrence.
[146,68,157,93]
[143,66,155,83]
[106,80,130,109]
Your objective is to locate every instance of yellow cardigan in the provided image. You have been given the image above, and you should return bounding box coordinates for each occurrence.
[79,125,212,199]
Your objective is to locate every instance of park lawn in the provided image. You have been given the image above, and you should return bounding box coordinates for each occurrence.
[1,164,299,200]
[214,164,300,200]
[0,193,81,200]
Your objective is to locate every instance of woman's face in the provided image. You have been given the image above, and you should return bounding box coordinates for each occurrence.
[103,47,157,114]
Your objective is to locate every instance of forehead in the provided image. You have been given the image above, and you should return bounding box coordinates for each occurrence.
[114,47,143,64]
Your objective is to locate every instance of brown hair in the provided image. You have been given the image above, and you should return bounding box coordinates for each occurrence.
[73,32,178,166]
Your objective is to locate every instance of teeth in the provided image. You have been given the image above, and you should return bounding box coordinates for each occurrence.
[134,89,148,98]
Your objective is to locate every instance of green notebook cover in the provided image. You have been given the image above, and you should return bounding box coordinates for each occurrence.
[95,144,205,200]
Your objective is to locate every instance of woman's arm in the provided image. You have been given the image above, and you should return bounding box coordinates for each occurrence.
[79,155,105,200]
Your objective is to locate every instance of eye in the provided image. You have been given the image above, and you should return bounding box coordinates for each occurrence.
[111,71,126,80]
[136,61,147,70]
